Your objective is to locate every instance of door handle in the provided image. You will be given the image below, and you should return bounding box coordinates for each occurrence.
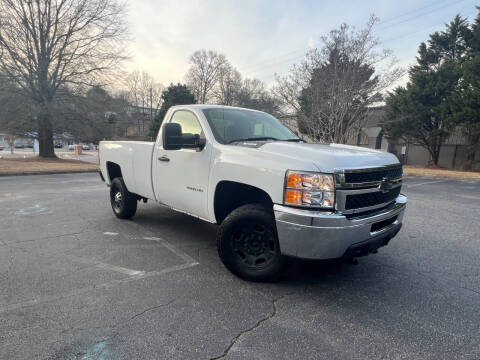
[158,155,170,162]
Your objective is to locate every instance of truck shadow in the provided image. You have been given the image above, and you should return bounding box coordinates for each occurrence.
[131,204,384,284]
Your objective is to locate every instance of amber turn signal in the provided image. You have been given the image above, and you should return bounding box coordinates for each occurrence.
[284,170,335,208]
[284,189,302,205]
[286,172,303,188]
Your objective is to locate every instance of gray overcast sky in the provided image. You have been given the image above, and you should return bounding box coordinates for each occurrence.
[126,0,478,87]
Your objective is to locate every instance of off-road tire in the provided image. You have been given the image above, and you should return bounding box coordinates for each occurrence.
[217,204,285,282]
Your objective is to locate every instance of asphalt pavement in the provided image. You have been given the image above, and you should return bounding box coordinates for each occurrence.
[0,173,479,359]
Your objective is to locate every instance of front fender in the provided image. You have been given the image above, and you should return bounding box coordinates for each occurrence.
[207,145,318,221]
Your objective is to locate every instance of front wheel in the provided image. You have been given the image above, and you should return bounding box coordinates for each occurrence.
[217,204,286,282]
[110,177,137,219]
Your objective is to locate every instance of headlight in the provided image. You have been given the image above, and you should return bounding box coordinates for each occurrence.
[284,170,335,208]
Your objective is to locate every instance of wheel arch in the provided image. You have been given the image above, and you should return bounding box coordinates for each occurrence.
[213,181,274,224]
[106,161,122,183]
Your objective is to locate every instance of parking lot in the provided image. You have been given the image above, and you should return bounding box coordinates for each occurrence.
[0,173,479,359]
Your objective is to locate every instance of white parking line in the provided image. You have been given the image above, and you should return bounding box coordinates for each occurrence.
[83,259,145,277]
[407,180,446,188]
[142,236,199,265]
[30,251,146,277]
[0,262,198,314]
[0,232,200,314]
[0,213,201,314]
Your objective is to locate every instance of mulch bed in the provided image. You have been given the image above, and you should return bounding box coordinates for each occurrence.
[0,157,98,175]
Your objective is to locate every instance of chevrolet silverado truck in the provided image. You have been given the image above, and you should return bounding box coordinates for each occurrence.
[99,105,406,281]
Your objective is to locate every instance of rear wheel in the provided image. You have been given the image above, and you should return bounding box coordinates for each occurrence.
[217,204,285,282]
[110,177,137,219]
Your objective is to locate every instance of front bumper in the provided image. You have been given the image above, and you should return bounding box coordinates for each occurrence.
[274,195,407,260]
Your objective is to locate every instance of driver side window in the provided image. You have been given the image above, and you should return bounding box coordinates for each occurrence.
[170,110,204,137]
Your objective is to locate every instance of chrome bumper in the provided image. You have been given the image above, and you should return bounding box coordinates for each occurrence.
[274,195,407,260]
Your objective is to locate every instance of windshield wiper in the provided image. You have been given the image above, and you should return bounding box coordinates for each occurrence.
[283,138,303,142]
[228,137,280,144]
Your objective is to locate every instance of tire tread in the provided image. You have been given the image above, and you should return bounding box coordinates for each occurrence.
[110,177,137,219]
[217,203,285,282]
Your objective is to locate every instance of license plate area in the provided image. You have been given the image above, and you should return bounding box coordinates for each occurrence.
[371,215,398,233]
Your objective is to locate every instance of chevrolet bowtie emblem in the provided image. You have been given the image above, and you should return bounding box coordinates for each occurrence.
[379,177,393,193]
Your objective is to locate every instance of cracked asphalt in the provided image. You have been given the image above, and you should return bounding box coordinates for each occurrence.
[0,173,479,359]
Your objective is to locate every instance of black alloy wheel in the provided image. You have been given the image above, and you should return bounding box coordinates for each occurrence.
[217,203,286,282]
[230,223,277,269]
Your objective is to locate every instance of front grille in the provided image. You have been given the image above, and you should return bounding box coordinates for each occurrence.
[345,187,401,210]
[344,166,402,184]
[344,203,394,219]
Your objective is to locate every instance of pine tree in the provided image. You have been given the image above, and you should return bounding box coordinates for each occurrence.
[149,84,195,138]
[451,7,480,168]
[382,12,474,165]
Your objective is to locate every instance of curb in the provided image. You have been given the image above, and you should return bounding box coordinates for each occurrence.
[404,173,480,181]
[0,169,99,177]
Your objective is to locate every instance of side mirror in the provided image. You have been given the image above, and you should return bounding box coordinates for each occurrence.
[163,123,182,150]
[182,133,206,151]
[163,123,206,151]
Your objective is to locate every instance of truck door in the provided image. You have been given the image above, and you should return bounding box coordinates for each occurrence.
[153,110,212,220]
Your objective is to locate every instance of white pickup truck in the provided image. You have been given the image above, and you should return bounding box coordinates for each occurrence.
[99,105,406,281]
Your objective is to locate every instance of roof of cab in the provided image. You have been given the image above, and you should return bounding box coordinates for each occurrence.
[170,104,265,113]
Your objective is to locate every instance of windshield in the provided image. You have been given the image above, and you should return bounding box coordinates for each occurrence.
[202,108,300,144]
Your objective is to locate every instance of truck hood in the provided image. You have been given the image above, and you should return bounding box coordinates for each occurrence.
[258,142,400,172]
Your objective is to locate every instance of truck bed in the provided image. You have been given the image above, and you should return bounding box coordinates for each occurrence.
[99,141,156,200]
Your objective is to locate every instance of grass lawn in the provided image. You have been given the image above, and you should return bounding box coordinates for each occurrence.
[1,156,478,180]
[403,165,480,180]
[0,157,98,175]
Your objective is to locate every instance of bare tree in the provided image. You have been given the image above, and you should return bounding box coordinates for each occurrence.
[56,86,112,142]
[0,76,33,153]
[0,0,127,157]
[186,50,228,103]
[125,71,141,129]
[236,78,279,115]
[273,15,404,143]
[183,50,281,115]
[111,91,135,139]
[51,85,135,143]
[126,71,164,134]
[140,73,163,132]
[213,63,242,105]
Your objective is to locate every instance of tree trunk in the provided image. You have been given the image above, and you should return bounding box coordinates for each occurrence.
[38,103,56,158]
[432,150,440,166]
[428,140,441,166]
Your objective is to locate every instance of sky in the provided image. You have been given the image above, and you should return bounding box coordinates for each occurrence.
[126,0,479,88]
